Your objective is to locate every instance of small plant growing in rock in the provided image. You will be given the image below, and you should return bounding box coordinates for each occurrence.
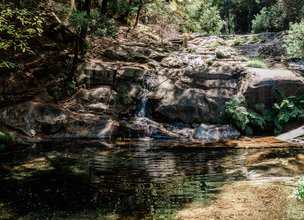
[210,41,220,48]
[215,51,225,59]
[187,48,196,53]
[247,59,268,68]
[230,37,246,47]
[273,90,304,134]
[294,178,304,201]
[251,36,259,43]
[240,56,249,62]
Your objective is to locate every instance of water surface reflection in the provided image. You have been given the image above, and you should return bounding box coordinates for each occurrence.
[0,141,303,219]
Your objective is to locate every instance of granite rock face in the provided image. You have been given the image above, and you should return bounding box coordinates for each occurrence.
[244,68,304,108]
[2,33,304,142]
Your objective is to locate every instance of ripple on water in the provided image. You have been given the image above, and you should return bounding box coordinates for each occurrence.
[0,140,303,219]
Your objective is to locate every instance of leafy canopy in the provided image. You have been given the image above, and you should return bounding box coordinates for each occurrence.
[0,6,43,68]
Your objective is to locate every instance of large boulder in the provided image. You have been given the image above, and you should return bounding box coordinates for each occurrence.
[104,45,167,62]
[155,88,213,124]
[53,115,119,139]
[65,86,117,115]
[77,60,116,86]
[245,68,304,108]
[150,64,246,123]
[0,101,67,136]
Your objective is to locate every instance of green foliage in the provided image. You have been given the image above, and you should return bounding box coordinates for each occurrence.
[251,4,287,33]
[0,6,43,68]
[273,95,304,134]
[223,95,265,135]
[182,0,224,34]
[247,59,267,68]
[295,178,304,201]
[215,51,225,59]
[214,0,263,33]
[284,20,304,59]
[0,132,16,150]
[224,92,304,135]
[250,35,259,43]
[68,9,117,36]
[210,41,220,48]
[252,0,304,33]
[230,37,246,46]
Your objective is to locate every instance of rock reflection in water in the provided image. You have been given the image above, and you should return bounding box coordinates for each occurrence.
[0,141,303,219]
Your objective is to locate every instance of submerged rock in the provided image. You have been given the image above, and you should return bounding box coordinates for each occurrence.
[193,124,241,141]
[118,117,193,139]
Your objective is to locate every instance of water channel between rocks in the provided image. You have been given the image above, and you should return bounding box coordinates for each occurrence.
[0,140,304,219]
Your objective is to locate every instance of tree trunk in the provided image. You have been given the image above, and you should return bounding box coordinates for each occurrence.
[70,0,91,79]
[100,0,109,15]
[79,0,91,55]
[133,2,143,29]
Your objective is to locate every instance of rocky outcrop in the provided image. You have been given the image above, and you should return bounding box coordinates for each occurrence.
[0,101,67,136]
[52,115,119,139]
[1,33,304,142]
[104,44,167,62]
[276,126,304,146]
[244,68,304,108]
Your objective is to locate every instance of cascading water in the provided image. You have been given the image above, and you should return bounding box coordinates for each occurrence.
[138,89,149,118]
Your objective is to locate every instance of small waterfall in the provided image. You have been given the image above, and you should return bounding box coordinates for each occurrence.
[138,89,149,117]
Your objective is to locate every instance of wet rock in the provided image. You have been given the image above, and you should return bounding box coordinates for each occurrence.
[258,41,286,58]
[118,117,193,139]
[54,116,119,139]
[193,124,241,141]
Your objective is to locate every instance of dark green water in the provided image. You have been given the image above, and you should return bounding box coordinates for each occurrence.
[0,140,303,220]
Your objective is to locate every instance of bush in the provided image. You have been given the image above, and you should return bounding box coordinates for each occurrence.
[247,59,268,68]
[215,51,225,59]
[285,21,304,59]
[0,132,15,150]
[0,6,43,68]
[295,178,304,201]
[223,95,265,135]
[182,0,224,34]
[251,4,287,33]
[273,91,304,134]
[230,37,246,46]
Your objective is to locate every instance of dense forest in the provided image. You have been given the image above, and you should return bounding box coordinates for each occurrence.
[1,0,304,70]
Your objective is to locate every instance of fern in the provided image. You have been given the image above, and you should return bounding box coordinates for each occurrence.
[274,89,285,103]
[0,132,15,150]
[273,97,304,134]
[254,103,273,123]
[248,110,266,129]
[223,95,265,135]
